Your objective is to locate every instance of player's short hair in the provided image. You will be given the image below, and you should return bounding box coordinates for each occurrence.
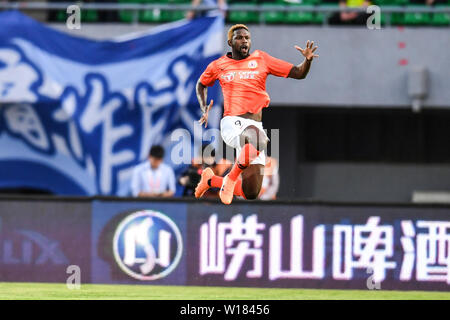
[149,145,165,159]
[227,24,249,42]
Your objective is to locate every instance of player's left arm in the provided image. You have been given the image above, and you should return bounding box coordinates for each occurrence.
[288,40,319,80]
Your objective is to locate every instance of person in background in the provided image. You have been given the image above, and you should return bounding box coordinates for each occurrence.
[411,0,447,5]
[328,0,372,25]
[186,0,228,20]
[97,0,118,22]
[258,157,280,200]
[20,0,48,22]
[179,144,232,197]
[131,145,176,198]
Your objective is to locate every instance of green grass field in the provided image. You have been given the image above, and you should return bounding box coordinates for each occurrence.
[0,282,449,300]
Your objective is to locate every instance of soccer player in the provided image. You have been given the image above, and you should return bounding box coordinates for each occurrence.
[194,24,318,205]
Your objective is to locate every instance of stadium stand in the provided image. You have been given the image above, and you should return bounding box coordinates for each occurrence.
[116,0,191,23]
[38,0,450,25]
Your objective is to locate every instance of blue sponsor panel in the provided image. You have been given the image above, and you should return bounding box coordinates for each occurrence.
[91,200,187,285]
[0,11,223,196]
[0,200,91,282]
[186,202,450,291]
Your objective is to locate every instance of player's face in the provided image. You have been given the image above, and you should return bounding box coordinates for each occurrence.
[230,29,251,58]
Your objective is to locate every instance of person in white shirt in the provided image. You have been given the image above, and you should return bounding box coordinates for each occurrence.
[130,145,176,198]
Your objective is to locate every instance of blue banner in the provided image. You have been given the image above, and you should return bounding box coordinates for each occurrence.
[0,11,223,195]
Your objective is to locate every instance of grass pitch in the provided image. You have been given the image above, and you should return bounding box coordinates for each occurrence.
[0,282,449,300]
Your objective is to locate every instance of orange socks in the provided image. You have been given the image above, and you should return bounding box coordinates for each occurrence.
[228,143,260,181]
[210,175,223,188]
[209,175,246,198]
[206,144,259,199]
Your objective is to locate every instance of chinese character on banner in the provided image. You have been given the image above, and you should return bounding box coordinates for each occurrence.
[269,215,325,280]
[400,220,450,284]
[200,214,265,281]
[333,216,396,283]
[399,220,415,281]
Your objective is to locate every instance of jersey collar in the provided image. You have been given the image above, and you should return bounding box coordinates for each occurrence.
[226,51,252,61]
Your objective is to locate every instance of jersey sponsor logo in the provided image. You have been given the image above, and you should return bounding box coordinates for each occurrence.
[238,71,259,80]
[221,71,260,83]
[113,210,183,281]
[221,72,235,82]
[248,60,258,69]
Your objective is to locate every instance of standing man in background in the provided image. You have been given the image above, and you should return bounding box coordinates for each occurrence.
[186,0,228,19]
[131,145,176,198]
[328,0,372,25]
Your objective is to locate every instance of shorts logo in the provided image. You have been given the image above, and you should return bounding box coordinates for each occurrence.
[235,120,242,127]
[221,72,235,82]
[113,210,183,281]
[248,60,257,69]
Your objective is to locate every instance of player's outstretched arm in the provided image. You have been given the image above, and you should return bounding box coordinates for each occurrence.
[196,79,213,128]
[288,40,319,80]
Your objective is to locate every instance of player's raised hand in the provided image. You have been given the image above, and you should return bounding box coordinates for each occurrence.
[198,100,213,128]
[295,40,319,61]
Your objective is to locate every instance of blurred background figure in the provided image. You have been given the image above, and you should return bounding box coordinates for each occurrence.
[328,0,372,25]
[13,0,48,22]
[186,0,228,20]
[47,0,117,22]
[179,144,232,197]
[258,157,280,200]
[414,0,447,5]
[96,0,119,22]
[131,145,176,198]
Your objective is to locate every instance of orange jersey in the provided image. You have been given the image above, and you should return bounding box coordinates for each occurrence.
[199,50,293,117]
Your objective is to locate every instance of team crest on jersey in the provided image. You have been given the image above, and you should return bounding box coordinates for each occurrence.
[248,60,258,69]
[221,72,235,82]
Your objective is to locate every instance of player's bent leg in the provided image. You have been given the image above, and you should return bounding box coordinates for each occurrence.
[220,125,268,204]
[211,175,246,198]
[239,125,269,152]
[220,143,260,204]
[195,169,246,199]
[241,164,265,200]
[211,175,246,197]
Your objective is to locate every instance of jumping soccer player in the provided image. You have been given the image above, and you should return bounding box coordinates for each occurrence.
[194,24,318,205]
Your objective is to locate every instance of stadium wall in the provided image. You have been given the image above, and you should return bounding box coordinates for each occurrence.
[50,23,450,109]
[1,196,449,291]
[297,163,450,203]
[262,107,450,202]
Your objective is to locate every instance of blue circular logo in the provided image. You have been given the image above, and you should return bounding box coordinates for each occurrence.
[113,210,183,280]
